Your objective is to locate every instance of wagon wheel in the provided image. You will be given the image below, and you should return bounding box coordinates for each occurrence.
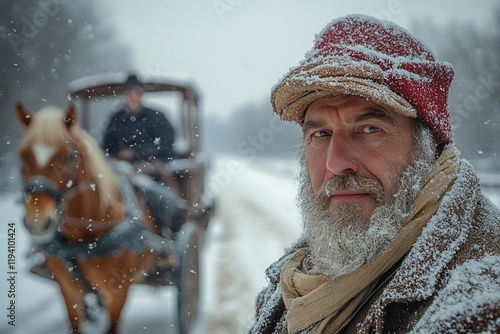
[176,221,201,334]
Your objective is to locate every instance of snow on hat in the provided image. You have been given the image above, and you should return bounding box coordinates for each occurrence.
[271,14,455,144]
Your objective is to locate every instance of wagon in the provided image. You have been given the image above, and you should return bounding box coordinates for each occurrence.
[66,72,215,334]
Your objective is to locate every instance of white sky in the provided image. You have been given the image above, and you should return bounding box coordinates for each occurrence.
[108,0,498,119]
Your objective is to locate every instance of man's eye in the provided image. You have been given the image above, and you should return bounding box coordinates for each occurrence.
[361,126,381,134]
[313,130,330,138]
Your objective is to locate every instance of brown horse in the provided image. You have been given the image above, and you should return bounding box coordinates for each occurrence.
[16,103,177,333]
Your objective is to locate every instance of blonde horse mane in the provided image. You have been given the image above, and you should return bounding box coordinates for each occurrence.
[20,106,121,210]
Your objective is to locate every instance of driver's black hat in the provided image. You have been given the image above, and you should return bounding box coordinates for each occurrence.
[122,74,144,92]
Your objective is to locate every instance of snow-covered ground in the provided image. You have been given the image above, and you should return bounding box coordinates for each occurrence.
[0,156,498,334]
[193,157,301,333]
[0,157,302,334]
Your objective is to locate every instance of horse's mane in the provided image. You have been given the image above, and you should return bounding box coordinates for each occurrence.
[20,106,121,210]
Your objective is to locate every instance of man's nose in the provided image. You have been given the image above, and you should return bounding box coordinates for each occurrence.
[325,134,359,175]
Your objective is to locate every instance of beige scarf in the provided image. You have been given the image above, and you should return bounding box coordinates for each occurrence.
[281,147,459,334]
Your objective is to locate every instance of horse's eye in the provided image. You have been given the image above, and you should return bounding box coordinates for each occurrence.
[65,152,80,165]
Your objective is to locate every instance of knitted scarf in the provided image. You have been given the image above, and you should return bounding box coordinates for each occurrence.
[280,146,459,334]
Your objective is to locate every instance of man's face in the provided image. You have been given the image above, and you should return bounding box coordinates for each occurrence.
[302,95,415,221]
[123,88,143,111]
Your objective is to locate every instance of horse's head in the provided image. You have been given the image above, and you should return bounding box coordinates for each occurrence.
[16,103,81,242]
[16,103,123,242]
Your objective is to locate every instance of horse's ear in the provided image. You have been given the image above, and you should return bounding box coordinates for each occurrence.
[64,104,77,129]
[16,102,32,127]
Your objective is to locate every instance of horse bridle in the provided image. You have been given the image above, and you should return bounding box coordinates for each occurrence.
[23,176,63,203]
[22,175,87,205]
[21,148,87,207]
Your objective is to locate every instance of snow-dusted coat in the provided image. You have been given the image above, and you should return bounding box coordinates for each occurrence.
[248,160,500,333]
[102,106,175,162]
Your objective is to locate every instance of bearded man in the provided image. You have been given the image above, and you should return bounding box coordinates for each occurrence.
[248,15,500,334]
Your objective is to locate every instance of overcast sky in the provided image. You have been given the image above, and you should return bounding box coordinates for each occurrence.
[108,0,498,119]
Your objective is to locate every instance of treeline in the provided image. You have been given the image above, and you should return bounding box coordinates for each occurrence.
[0,0,131,155]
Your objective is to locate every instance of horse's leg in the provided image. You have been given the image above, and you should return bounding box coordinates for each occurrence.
[76,258,119,333]
[104,285,131,334]
[78,251,148,334]
[44,257,86,333]
[109,251,158,333]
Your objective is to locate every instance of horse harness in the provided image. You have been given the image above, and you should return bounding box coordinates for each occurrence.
[26,160,176,294]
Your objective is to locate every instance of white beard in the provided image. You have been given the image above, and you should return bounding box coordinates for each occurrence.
[297,129,436,278]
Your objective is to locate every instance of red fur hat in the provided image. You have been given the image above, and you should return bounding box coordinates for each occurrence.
[271,14,454,144]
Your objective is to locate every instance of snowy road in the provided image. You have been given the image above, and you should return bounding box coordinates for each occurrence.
[0,157,302,334]
[194,158,301,333]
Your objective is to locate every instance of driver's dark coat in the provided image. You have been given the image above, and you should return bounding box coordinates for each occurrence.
[102,106,175,162]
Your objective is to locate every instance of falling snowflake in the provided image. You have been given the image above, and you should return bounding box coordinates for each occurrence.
[66,180,73,188]
[154,137,161,146]
[89,183,96,191]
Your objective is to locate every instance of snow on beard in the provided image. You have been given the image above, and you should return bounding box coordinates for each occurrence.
[296,126,436,278]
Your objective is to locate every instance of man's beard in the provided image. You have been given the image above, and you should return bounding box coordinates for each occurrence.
[297,128,436,278]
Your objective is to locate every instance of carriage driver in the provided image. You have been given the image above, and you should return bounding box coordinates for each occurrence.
[102,74,176,163]
[102,74,184,234]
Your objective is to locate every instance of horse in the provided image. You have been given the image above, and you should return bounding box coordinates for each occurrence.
[16,103,180,333]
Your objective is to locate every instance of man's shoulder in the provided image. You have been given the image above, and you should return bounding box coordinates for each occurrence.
[247,238,306,334]
[142,106,166,118]
[413,253,500,333]
[463,194,500,255]
[141,107,172,125]
[413,196,500,332]
[264,237,307,284]
[477,194,500,235]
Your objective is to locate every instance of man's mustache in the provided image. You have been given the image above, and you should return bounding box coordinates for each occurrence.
[317,174,385,204]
